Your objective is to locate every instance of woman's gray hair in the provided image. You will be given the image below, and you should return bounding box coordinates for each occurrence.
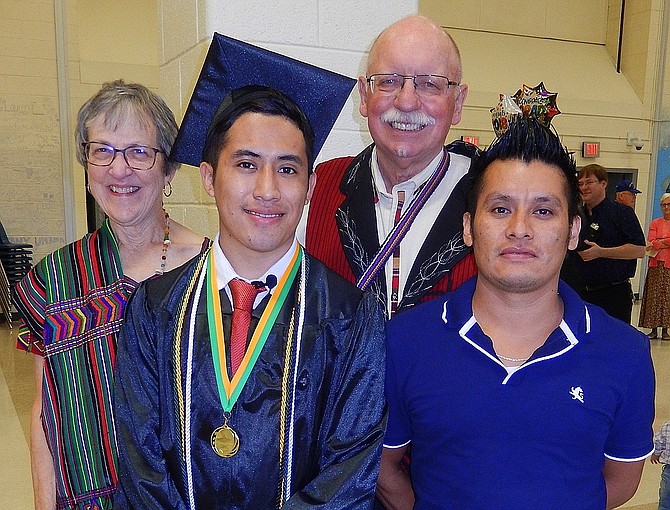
[661,193,670,204]
[75,79,180,175]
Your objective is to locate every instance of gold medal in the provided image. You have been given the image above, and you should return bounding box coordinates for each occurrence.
[205,247,301,462]
[211,423,240,457]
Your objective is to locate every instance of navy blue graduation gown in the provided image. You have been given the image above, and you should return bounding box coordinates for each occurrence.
[114,251,386,509]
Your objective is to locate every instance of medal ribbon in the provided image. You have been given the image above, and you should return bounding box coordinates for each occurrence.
[356,148,450,291]
[206,245,302,411]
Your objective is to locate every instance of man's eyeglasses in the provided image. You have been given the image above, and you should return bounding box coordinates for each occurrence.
[82,142,164,171]
[578,179,601,188]
[366,74,459,97]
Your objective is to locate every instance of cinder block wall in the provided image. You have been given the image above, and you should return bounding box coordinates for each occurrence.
[0,0,68,263]
[158,0,418,237]
[1,0,666,303]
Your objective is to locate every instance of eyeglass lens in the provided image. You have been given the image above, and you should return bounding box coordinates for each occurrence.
[369,74,455,97]
[85,142,159,170]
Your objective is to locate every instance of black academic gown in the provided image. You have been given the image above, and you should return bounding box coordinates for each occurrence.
[113,250,387,509]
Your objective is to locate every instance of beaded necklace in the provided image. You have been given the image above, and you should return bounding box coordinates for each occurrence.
[156,210,171,274]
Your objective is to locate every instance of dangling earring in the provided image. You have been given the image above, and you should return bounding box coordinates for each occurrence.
[163,181,173,197]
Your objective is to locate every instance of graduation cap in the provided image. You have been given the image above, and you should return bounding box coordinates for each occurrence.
[171,33,357,167]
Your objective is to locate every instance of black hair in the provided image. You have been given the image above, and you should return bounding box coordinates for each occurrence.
[202,85,315,174]
[469,117,579,221]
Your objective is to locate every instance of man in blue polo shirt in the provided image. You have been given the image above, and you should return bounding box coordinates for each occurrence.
[377,117,655,509]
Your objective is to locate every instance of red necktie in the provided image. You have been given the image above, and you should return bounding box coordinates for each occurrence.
[228,279,261,376]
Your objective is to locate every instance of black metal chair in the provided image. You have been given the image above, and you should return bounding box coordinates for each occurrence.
[0,259,13,327]
[0,220,33,289]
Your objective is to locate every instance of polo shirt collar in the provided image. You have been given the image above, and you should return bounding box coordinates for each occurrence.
[589,196,610,215]
[441,277,589,371]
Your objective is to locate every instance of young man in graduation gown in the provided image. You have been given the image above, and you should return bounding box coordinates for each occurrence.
[113,35,386,509]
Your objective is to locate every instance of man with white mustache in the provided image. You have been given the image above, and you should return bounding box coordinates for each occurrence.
[304,15,478,318]
[380,108,436,136]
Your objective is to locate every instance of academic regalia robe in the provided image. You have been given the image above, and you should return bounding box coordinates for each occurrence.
[114,249,386,509]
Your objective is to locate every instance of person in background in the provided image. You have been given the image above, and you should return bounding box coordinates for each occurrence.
[639,192,670,339]
[378,117,654,509]
[12,80,207,509]
[113,35,386,509]
[570,164,646,323]
[651,421,670,510]
[614,179,642,208]
[304,15,478,318]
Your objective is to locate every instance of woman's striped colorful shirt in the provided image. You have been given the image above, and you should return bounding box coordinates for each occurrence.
[14,219,137,509]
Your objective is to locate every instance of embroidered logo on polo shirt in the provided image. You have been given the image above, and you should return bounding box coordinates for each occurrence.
[569,386,584,403]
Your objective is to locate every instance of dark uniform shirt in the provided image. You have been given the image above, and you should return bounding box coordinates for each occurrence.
[573,197,645,288]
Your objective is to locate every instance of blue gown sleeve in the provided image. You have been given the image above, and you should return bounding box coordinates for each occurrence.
[284,291,387,509]
[113,283,188,509]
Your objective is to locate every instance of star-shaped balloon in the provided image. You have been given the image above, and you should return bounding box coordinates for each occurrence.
[490,94,523,137]
[511,82,560,128]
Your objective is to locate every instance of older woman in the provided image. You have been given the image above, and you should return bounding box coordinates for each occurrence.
[13,80,208,509]
[639,192,670,339]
